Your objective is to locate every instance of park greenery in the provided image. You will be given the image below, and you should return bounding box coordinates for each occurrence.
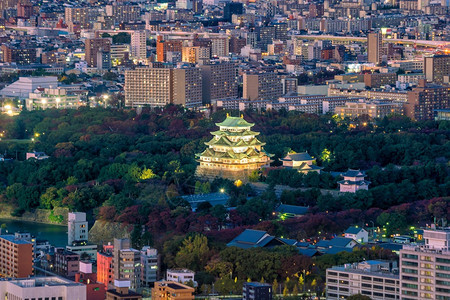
[0,106,448,295]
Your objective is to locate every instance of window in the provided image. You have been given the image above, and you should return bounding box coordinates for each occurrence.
[402,254,418,259]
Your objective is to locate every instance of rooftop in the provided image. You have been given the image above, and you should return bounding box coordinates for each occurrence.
[0,235,33,245]
[216,115,254,128]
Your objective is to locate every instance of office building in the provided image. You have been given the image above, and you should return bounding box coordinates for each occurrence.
[173,67,203,108]
[243,72,283,101]
[243,282,273,300]
[0,277,86,300]
[364,73,397,88]
[85,38,111,67]
[97,243,114,287]
[156,36,183,62]
[106,280,142,300]
[326,260,400,300]
[200,62,237,104]
[367,33,382,64]
[182,46,210,64]
[334,100,403,119]
[424,55,450,84]
[105,4,140,23]
[1,44,36,65]
[125,67,173,107]
[210,36,229,57]
[65,7,92,28]
[0,234,33,278]
[130,31,147,60]
[55,248,80,278]
[113,239,141,290]
[110,44,130,66]
[399,227,450,300]
[405,80,450,120]
[151,281,194,300]
[140,246,159,287]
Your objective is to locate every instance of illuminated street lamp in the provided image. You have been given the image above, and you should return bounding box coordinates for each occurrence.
[103,94,109,108]
[56,98,61,109]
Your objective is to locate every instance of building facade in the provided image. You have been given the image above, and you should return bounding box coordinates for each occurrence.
[367,32,382,65]
[243,72,283,101]
[151,281,194,300]
[0,234,33,278]
[405,80,450,120]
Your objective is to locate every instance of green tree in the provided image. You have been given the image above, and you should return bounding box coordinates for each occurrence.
[175,234,211,271]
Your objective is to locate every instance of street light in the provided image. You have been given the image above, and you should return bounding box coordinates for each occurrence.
[56,98,60,109]
[103,94,109,108]
[41,99,47,110]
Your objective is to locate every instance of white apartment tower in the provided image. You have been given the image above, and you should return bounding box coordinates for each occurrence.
[131,31,147,60]
[68,212,88,245]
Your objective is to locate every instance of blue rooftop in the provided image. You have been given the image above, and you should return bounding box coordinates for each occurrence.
[227,229,287,249]
[345,226,365,234]
[181,192,230,211]
[0,235,33,245]
[275,204,309,215]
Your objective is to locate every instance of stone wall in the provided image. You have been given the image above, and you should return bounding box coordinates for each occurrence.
[88,220,131,245]
[0,204,68,225]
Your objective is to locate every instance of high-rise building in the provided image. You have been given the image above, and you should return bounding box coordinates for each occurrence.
[243,72,283,101]
[1,44,36,65]
[130,31,147,60]
[68,212,88,245]
[210,36,229,57]
[105,4,141,23]
[200,62,237,104]
[85,38,111,67]
[151,282,194,300]
[0,234,33,278]
[55,248,80,278]
[224,2,243,21]
[399,227,450,300]
[182,46,210,63]
[173,67,203,108]
[156,36,183,62]
[367,32,382,65]
[424,55,450,84]
[229,36,247,54]
[17,3,33,18]
[113,239,141,290]
[0,277,86,300]
[405,79,450,120]
[140,247,159,288]
[65,7,95,29]
[97,243,114,287]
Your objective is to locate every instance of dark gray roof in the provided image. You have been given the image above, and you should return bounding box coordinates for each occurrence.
[281,152,313,161]
[275,204,309,215]
[345,226,366,234]
[342,169,366,177]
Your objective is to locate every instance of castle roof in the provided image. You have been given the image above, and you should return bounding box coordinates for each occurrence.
[216,116,254,128]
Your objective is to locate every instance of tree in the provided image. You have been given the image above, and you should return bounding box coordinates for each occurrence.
[272,279,278,295]
[175,234,211,271]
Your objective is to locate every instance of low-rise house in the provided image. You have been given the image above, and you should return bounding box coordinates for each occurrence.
[344,226,369,243]
[227,229,287,249]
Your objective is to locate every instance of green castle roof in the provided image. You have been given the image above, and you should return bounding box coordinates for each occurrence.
[211,130,260,136]
[215,116,254,128]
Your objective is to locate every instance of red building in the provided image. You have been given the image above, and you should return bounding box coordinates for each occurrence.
[75,261,106,300]
[97,243,114,287]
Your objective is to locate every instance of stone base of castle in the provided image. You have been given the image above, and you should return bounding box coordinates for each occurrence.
[195,166,256,182]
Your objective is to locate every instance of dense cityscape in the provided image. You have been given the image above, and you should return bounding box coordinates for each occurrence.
[0,0,448,298]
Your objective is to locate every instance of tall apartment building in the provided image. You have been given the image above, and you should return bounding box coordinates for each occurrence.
[156,36,183,62]
[182,46,210,64]
[68,212,88,245]
[0,234,33,278]
[173,67,203,108]
[130,31,147,60]
[326,260,400,300]
[140,246,159,287]
[65,7,94,29]
[97,243,114,287]
[113,239,141,290]
[1,44,36,65]
[0,277,86,300]
[105,4,141,23]
[364,73,398,88]
[334,100,403,119]
[424,55,450,84]
[243,72,283,101]
[399,227,450,300]
[54,248,80,278]
[210,36,229,57]
[85,38,111,67]
[367,32,383,65]
[200,62,237,104]
[405,80,450,120]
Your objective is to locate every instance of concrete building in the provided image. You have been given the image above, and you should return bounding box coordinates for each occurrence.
[0,44,36,65]
[68,212,88,245]
[243,282,273,300]
[243,72,283,101]
[151,281,194,300]
[156,36,183,62]
[364,73,397,88]
[140,246,159,287]
[65,7,93,29]
[55,248,80,278]
[0,277,86,300]
[105,4,141,23]
[75,262,106,300]
[125,67,173,107]
[85,38,111,67]
[130,31,147,61]
[405,80,450,120]
[106,280,142,300]
[0,234,33,278]
[424,55,450,84]
[166,269,195,285]
[326,260,400,300]
[0,76,58,98]
[200,62,237,104]
[97,243,114,287]
[173,67,203,108]
[367,32,382,65]
[334,100,403,119]
[399,227,450,300]
[113,239,141,290]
